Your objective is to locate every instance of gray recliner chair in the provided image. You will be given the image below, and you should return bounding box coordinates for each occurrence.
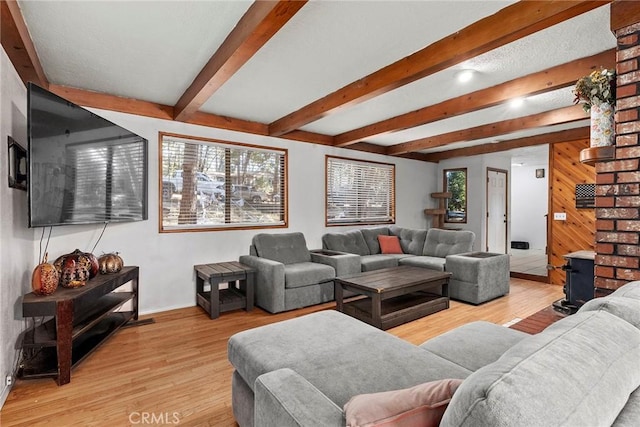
[239,232,337,313]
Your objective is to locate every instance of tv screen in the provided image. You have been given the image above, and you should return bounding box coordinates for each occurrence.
[27,83,148,227]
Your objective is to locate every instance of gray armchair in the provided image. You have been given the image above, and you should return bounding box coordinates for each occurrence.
[239,232,339,313]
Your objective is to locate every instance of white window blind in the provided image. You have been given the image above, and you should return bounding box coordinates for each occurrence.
[326,156,395,225]
[160,133,287,232]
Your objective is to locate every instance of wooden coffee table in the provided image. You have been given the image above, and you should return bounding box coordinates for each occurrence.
[335,266,451,330]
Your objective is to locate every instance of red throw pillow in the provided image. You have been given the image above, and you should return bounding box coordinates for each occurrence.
[344,378,463,427]
[378,235,403,254]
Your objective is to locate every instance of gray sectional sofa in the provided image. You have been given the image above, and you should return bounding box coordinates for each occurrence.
[322,226,510,304]
[322,226,474,272]
[228,280,640,427]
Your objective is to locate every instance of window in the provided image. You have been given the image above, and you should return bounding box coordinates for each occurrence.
[326,156,395,226]
[160,133,287,232]
[444,168,467,223]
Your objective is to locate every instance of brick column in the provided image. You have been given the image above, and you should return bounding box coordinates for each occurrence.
[594,2,640,297]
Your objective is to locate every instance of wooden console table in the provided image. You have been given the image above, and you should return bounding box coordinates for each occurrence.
[21,266,139,385]
[194,262,255,319]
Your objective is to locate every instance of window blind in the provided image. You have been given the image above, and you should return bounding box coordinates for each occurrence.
[160,133,287,232]
[326,156,395,225]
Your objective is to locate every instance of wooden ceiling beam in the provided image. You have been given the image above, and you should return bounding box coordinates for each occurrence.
[49,84,335,149]
[0,0,48,88]
[387,105,588,155]
[49,85,175,120]
[421,127,590,162]
[335,49,615,147]
[173,1,307,122]
[611,0,640,32]
[268,0,609,136]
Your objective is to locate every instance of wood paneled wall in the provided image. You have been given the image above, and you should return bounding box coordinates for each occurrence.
[548,139,596,285]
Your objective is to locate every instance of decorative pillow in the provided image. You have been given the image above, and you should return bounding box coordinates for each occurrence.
[344,378,463,427]
[378,235,403,254]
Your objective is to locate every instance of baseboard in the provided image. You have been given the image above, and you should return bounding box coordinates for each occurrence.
[510,271,549,283]
[0,382,11,411]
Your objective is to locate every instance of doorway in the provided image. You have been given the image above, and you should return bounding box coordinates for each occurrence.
[486,168,508,253]
[509,145,549,280]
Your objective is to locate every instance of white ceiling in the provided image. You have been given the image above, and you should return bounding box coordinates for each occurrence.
[13,0,617,165]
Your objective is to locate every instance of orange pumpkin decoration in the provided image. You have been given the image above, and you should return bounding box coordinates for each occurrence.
[98,253,124,274]
[31,253,59,296]
[54,249,92,288]
[83,251,100,278]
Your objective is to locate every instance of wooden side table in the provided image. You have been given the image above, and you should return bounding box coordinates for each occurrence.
[194,262,255,319]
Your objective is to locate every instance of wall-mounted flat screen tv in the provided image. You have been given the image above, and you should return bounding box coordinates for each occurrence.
[27,83,148,227]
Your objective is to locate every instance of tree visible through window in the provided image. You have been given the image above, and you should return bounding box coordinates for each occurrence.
[160,133,287,232]
[444,168,467,223]
[326,156,395,226]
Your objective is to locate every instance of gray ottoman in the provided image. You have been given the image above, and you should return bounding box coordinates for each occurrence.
[227,310,470,427]
[445,252,510,304]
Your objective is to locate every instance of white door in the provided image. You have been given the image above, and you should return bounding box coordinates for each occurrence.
[487,169,508,253]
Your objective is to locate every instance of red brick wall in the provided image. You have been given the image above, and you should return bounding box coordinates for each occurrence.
[595,17,640,296]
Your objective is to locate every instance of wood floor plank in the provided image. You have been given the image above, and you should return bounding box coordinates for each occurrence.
[0,279,563,426]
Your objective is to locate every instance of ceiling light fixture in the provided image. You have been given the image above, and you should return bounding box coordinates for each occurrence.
[509,97,524,108]
[456,69,475,83]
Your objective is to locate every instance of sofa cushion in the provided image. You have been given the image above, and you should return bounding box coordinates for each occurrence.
[579,296,640,329]
[253,232,311,265]
[284,262,335,289]
[344,378,463,427]
[228,311,471,409]
[378,235,403,254]
[399,256,446,271]
[613,387,640,426]
[420,321,529,371]
[442,311,640,427]
[610,280,640,300]
[390,226,427,256]
[361,254,401,271]
[423,229,474,257]
[323,230,370,256]
[361,227,390,254]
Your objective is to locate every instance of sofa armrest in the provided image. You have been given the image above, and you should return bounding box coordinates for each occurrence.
[310,250,362,276]
[239,255,286,314]
[255,368,344,427]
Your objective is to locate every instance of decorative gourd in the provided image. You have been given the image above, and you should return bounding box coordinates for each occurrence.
[83,251,100,278]
[54,249,92,288]
[98,252,123,274]
[31,253,59,296]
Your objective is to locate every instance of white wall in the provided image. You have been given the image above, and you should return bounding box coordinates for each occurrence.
[0,49,437,407]
[511,161,549,251]
[437,152,511,252]
[1,47,35,407]
[37,109,435,314]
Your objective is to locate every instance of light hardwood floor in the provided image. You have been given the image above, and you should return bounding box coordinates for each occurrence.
[0,279,563,427]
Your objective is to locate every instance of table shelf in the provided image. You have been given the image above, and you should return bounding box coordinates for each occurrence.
[20,266,139,385]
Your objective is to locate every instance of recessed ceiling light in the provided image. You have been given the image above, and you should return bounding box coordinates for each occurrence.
[513,162,525,167]
[456,69,475,83]
[509,97,524,108]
